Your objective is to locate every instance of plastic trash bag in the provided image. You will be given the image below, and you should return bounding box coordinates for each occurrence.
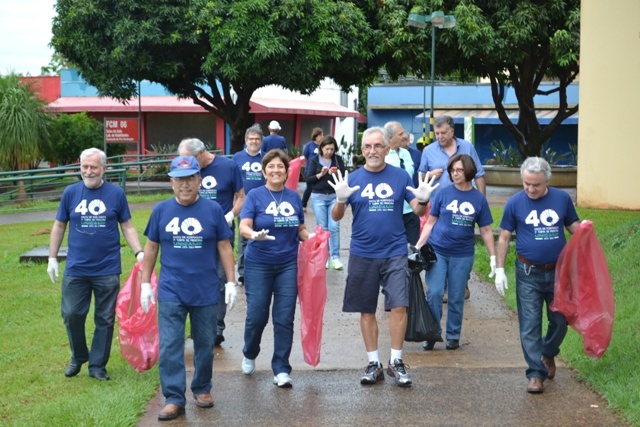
[551,220,614,359]
[405,270,443,343]
[116,262,159,372]
[286,157,304,192]
[297,225,330,366]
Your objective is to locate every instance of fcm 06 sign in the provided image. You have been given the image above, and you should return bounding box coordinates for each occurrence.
[104,118,139,143]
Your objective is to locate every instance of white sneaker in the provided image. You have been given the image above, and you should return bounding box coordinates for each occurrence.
[241,357,255,375]
[331,259,344,270]
[273,372,293,388]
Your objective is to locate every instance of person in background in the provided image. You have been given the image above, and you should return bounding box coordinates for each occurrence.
[384,121,419,245]
[416,154,496,352]
[300,127,324,212]
[139,156,236,421]
[233,125,265,285]
[403,133,422,188]
[261,120,287,154]
[418,115,486,300]
[47,147,144,381]
[330,126,438,387]
[494,157,579,394]
[306,135,345,270]
[238,149,314,388]
[178,138,244,346]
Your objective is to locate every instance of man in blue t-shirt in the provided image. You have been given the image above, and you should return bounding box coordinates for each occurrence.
[300,127,324,211]
[178,138,245,346]
[261,120,287,154]
[232,125,265,285]
[495,157,579,395]
[330,126,438,388]
[139,155,236,421]
[47,148,144,382]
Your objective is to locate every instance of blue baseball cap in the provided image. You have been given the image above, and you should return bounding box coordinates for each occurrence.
[168,156,200,177]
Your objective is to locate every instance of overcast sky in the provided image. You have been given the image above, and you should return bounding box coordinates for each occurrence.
[0,0,56,76]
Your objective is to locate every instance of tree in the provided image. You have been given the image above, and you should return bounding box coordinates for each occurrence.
[51,0,384,153]
[381,0,580,159]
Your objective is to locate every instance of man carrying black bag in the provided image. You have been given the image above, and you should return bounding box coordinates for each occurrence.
[405,245,442,343]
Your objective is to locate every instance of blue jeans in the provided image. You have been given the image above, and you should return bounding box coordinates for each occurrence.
[311,195,340,259]
[243,258,298,376]
[158,301,218,407]
[515,259,567,380]
[424,253,474,340]
[237,235,248,278]
[61,274,120,375]
[216,235,234,336]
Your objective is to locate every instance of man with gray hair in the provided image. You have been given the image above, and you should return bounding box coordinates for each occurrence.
[178,138,245,346]
[495,157,579,394]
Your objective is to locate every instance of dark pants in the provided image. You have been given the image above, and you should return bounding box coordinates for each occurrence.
[302,184,312,208]
[403,212,420,246]
[216,234,234,337]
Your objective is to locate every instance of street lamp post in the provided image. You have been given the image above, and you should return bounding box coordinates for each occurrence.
[408,11,456,146]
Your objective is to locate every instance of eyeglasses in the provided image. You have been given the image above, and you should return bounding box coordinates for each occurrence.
[450,168,465,174]
[362,144,387,152]
[172,175,199,183]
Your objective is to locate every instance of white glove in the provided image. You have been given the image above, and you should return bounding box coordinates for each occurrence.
[488,255,496,278]
[47,258,59,283]
[327,169,360,203]
[136,251,144,263]
[251,229,276,241]
[140,282,155,313]
[225,282,237,310]
[307,232,316,240]
[224,211,234,227]
[494,268,508,297]
[406,173,440,204]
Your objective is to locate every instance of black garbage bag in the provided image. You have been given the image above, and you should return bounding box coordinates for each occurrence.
[408,244,437,273]
[405,270,443,343]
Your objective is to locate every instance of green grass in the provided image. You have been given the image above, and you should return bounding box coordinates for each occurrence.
[475,207,640,426]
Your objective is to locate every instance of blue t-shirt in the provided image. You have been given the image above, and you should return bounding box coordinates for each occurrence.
[240,186,304,264]
[198,155,244,214]
[303,140,319,174]
[232,149,265,194]
[56,181,131,276]
[418,138,485,193]
[428,185,493,257]
[261,134,287,154]
[500,187,579,264]
[346,165,415,258]
[144,197,233,306]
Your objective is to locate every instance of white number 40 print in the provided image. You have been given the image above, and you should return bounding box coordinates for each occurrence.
[446,200,475,215]
[525,209,559,227]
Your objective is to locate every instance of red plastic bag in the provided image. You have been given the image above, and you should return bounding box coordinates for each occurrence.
[116,262,160,372]
[551,221,614,359]
[297,226,330,366]
[286,157,304,191]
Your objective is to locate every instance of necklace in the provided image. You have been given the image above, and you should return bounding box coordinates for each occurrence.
[267,187,285,214]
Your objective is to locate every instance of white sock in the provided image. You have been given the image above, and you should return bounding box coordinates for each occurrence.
[367,350,379,364]
[390,348,403,362]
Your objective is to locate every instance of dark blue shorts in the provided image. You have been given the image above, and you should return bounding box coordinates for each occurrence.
[343,253,409,313]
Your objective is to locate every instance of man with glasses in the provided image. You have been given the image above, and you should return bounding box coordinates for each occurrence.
[139,156,236,420]
[47,147,144,382]
[330,126,438,387]
[178,138,245,346]
[417,115,486,300]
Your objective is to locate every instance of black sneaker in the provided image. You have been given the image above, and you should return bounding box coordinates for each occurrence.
[387,359,412,387]
[360,361,384,385]
[238,275,244,286]
[215,334,225,346]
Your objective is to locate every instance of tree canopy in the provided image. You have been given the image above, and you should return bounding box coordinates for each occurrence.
[382,0,580,159]
[51,0,386,152]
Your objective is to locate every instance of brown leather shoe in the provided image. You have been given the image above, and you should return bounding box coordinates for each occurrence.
[527,377,544,394]
[464,286,471,300]
[194,392,215,408]
[542,355,556,379]
[158,404,185,421]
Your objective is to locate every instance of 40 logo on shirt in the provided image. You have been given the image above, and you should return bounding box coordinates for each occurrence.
[361,182,394,199]
[201,176,218,189]
[525,209,560,227]
[165,217,203,235]
[75,199,107,215]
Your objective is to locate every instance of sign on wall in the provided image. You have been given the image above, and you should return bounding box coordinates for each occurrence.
[104,118,139,143]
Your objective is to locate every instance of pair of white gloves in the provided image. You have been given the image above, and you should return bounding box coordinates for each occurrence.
[327,169,440,204]
[489,255,509,297]
[46,251,145,283]
[140,281,237,313]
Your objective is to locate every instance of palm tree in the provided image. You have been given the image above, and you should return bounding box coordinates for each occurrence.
[0,74,52,201]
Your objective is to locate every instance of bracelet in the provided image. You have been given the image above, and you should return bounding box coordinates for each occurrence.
[135,251,143,258]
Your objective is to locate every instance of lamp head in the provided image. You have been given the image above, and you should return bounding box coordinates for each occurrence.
[407,13,427,29]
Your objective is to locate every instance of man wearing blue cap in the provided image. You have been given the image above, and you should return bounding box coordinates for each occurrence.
[139,155,237,421]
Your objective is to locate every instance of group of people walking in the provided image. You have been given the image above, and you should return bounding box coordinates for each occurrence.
[47,115,579,421]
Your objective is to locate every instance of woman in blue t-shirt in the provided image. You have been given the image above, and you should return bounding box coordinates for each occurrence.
[416,154,496,351]
[238,149,313,388]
